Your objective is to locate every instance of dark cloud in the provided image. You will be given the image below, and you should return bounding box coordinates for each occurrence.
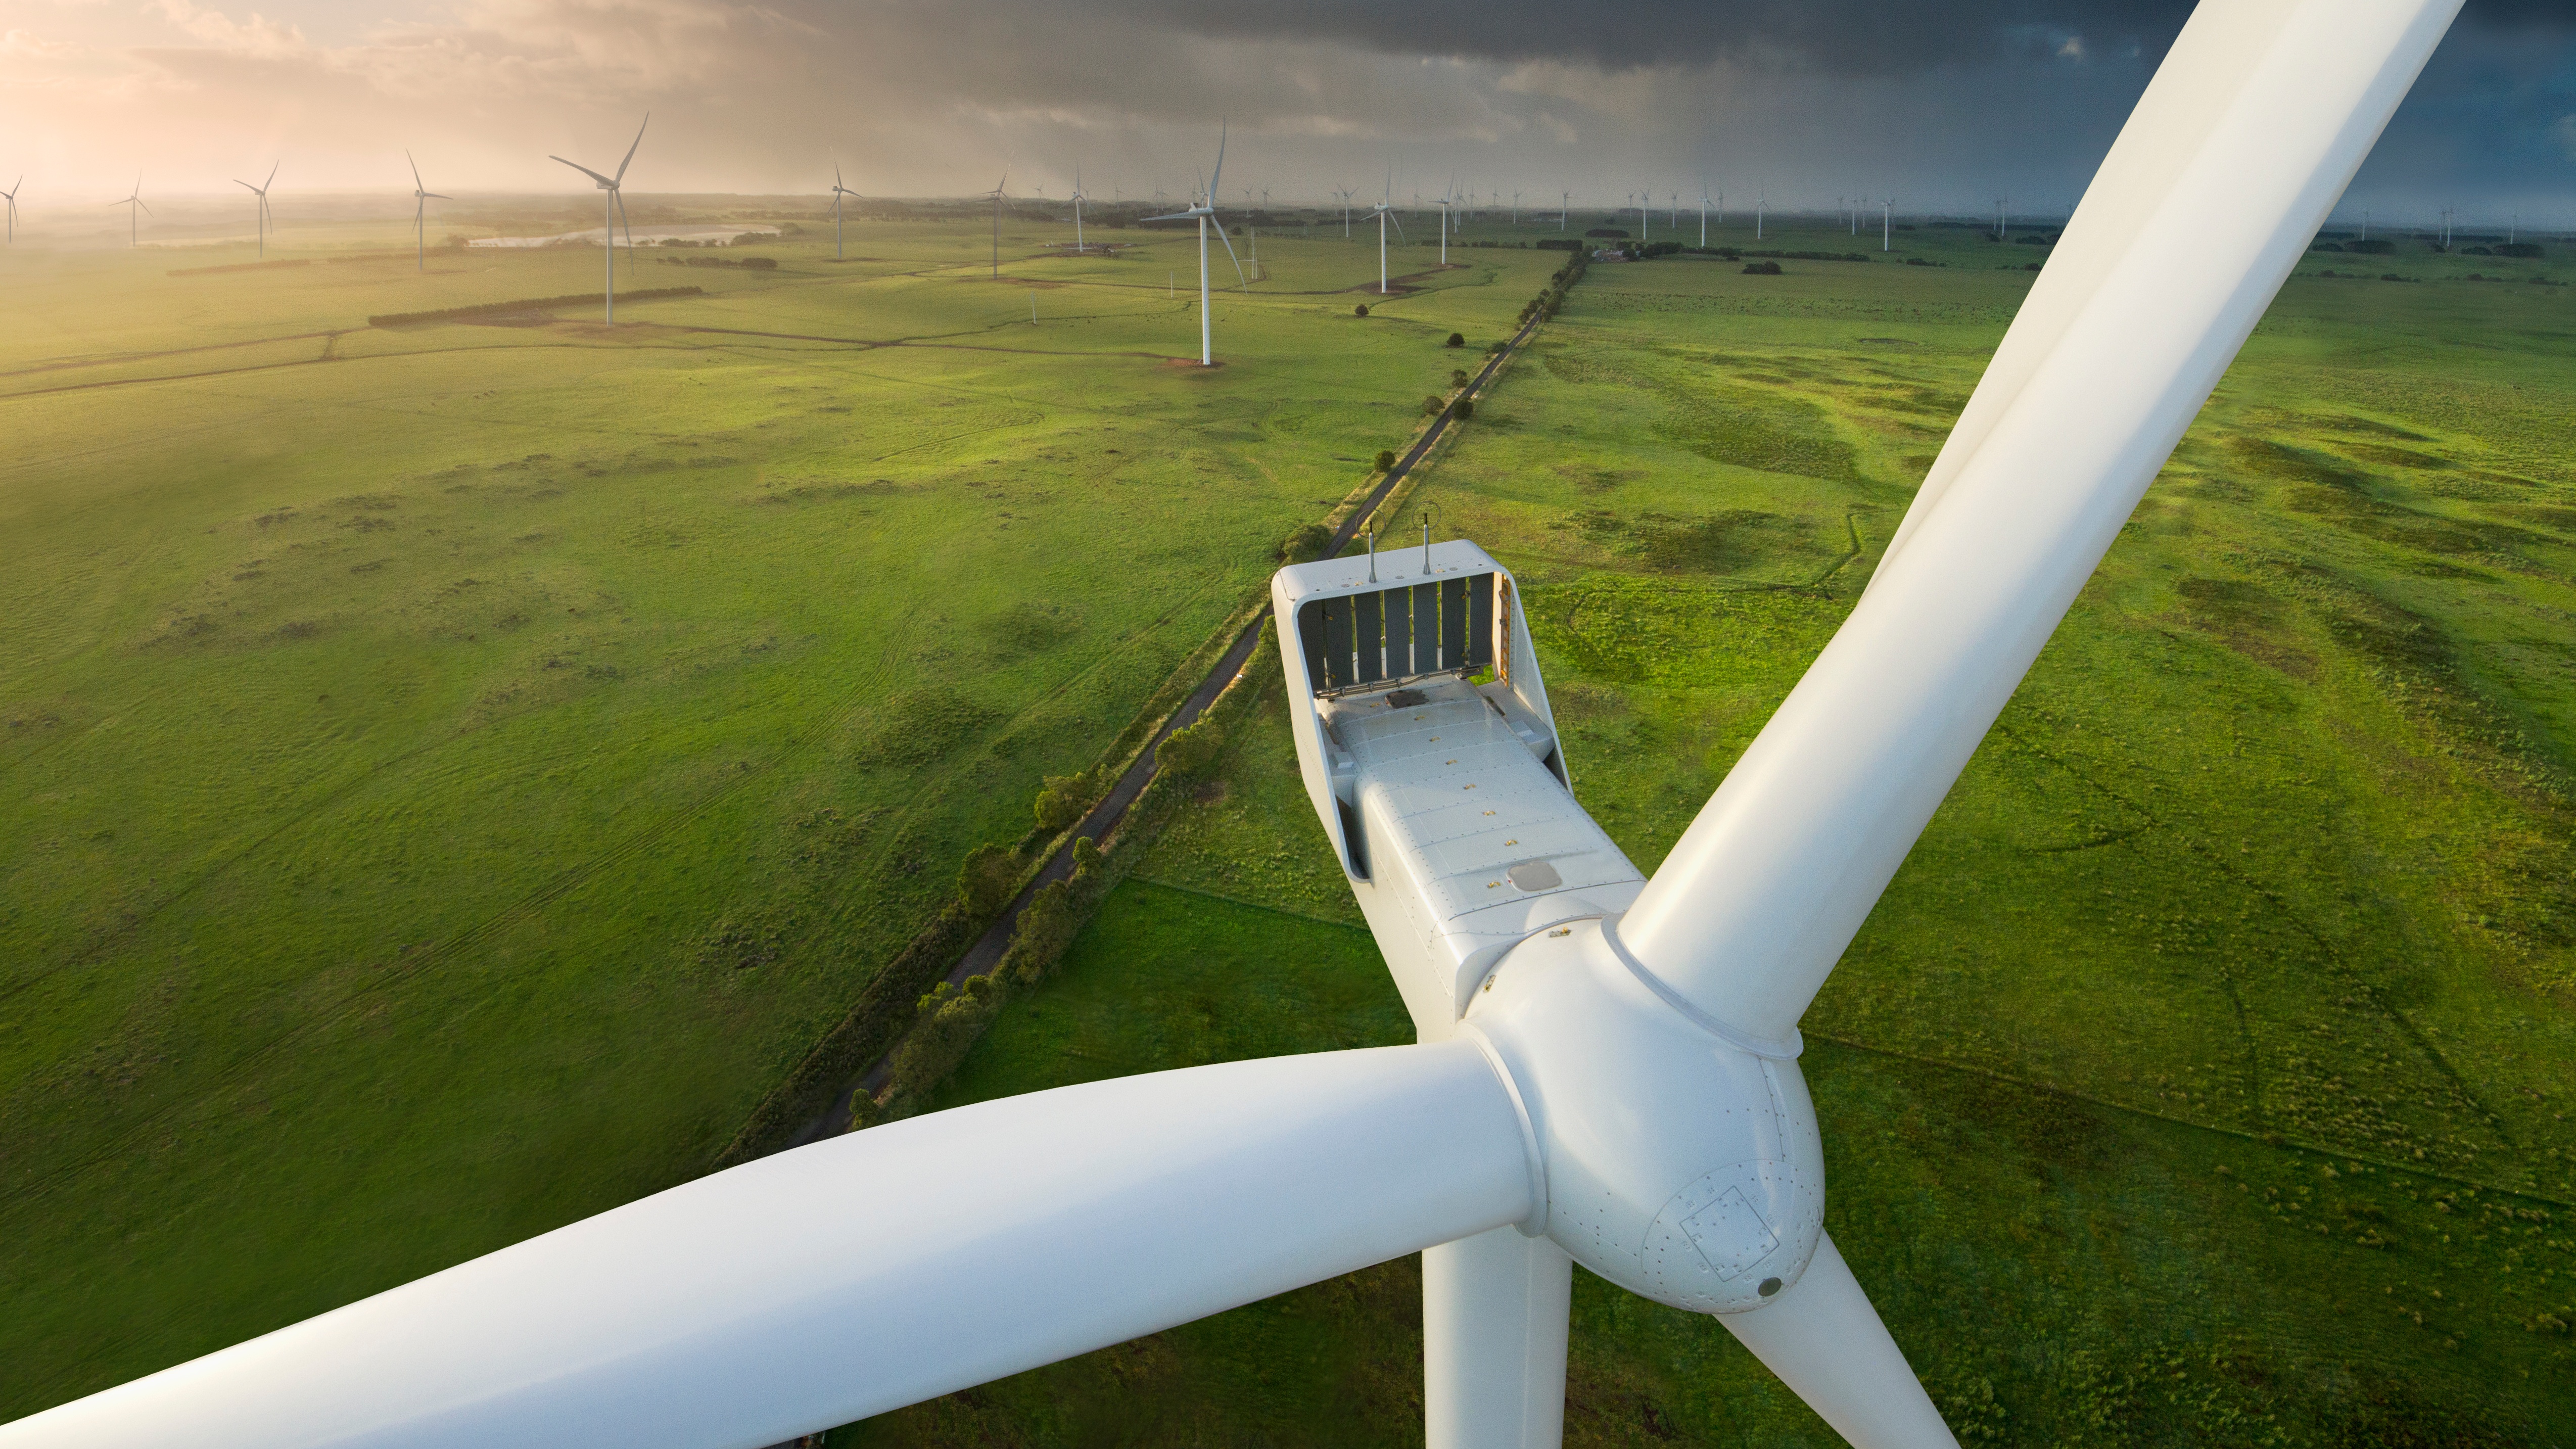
[1073,0,2184,75]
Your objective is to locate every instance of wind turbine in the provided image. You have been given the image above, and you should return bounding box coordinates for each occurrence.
[2,177,20,244]
[830,164,860,260]
[981,174,1007,278]
[110,176,147,248]
[1637,189,1649,244]
[1140,126,1245,367]
[1560,190,1569,231]
[235,162,276,260]
[1069,166,1088,253]
[405,153,448,272]
[1883,197,1895,252]
[1700,186,1712,247]
[1337,185,1353,238]
[1434,180,1456,264]
[1512,190,1522,225]
[549,115,648,325]
[1756,190,1766,240]
[0,8,2470,1449]
[1370,170,1407,293]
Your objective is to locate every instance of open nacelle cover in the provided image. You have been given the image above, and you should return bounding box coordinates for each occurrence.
[1272,539,1643,1032]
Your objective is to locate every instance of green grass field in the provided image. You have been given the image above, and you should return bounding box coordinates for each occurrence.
[0,208,1564,1414]
[859,218,2576,1444]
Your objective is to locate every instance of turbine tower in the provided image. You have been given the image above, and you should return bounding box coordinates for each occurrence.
[1139,126,1246,367]
[2,177,19,244]
[982,174,1006,277]
[235,162,276,260]
[830,164,860,260]
[1700,185,1712,247]
[1434,181,1456,264]
[1069,165,1088,253]
[1370,170,1407,293]
[406,153,449,272]
[0,7,2472,1449]
[1560,190,1569,231]
[110,176,147,248]
[549,115,648,325]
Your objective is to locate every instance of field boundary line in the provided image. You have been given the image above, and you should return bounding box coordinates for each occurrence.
[1808,1031,2573,1210]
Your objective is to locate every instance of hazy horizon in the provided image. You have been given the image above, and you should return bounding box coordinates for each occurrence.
[1,0,2570,235]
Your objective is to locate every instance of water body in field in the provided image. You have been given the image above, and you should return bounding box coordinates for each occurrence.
[469,225,781,248]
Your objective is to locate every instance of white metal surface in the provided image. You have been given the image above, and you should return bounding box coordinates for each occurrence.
[1616,0,2465,1048]
[1331,675,1641,1033]
[0,1045,1533,1449]
[1423,1229,1572,1449]
[1720,1232,1957,1449]
[1465,920,1826,1316]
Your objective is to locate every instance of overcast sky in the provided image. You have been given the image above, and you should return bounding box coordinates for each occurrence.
[1,1,2569,228]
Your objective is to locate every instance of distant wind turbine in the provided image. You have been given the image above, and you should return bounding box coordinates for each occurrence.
[1337,185,1353,238]
[110,175,148,248]
[235,162,276,259]
[1434,181,1456,264]
[1,176,20,244]
[1882,197,1894,252]
[1700,185,1711,247]
[1069,165,1088,253]
[550,115,648,324]
[406,152,449,272]
[1139,125,1246,367]
[982,174,1007,278]
[1560,190,1569,231]
[831,164,860,260]
[1370,169,1407,293]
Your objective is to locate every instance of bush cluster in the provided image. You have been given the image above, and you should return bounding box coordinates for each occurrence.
[1517,246,1589,328]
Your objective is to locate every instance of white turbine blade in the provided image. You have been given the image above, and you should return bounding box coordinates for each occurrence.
[1388,211,1406,241]
[1214,220,1247,288]
[1208,122,1227,202]
[1718,1233,1954,1448]
[407,151,423,191]
[613,114,648,185]
[1139,211,1193,223]
[551,156,616,188]
[1423,1229,1571,1449]
[1612,0,2462,1046]
[3,1044,1533,1449]
[423,193,451,201]
[264,161,278,190]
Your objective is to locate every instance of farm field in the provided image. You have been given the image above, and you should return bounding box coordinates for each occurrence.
[858,219,2576,1444]
[0,207,1562,1415]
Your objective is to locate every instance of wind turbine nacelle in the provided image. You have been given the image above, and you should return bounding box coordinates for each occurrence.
[1271,541,1824,1314]
[1272,541,1645,1041]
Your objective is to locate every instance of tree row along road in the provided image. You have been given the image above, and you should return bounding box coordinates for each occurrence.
[779,292,1561,1150]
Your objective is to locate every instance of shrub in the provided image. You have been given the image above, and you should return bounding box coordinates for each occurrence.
[1280,522,1333,564]
[956,842,1019,915]
[1423,394,1446,416]
[1445,332,1465,347]
[2500,242,2545,259]
[1450,368,1470,388]
[1157,716,1225,777]
[1033,771,1094,833]
[1354,303,1370,317]
[1071,834,1103,876]
[1450,397,1475,422]
[1743,261,1783,275]
[1374,449,1397,471]
[2349,238,2396,255]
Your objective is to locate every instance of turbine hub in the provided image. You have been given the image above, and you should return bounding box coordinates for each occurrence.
[1462,916,1825,1315]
